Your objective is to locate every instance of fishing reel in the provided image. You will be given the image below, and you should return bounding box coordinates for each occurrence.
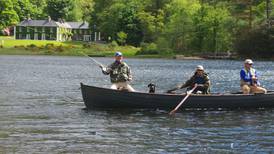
[148,83,156,93]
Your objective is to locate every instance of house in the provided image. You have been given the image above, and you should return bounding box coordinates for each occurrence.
[66,21,93,41]
[15,16,72,41]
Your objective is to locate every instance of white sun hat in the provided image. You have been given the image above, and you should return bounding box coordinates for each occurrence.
[196,65,204,71]
[244,59,253,64]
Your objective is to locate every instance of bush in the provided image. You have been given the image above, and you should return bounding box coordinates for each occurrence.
[0,45,3,48]
[27,44,37,48]
[108,41,118,50]
[235,26,274,59]
[136,43,159,55]
[83,42,96,48]
[55,45,65,52]
[14,45,25,48]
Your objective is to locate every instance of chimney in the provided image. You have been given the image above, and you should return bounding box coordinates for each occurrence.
[27,14,31,21]
[48,16,51,22]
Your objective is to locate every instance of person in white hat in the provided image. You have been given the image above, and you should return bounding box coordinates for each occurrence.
[100,51,135,92]
[240,59,267,94]
[167,65,210,94]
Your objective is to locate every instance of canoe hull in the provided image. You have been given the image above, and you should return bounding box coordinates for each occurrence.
[81,83,274,110]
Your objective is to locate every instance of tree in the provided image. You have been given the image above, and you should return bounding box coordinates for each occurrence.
[159,0,200,53]
[193,2,233,53]
[45,0,73,21]
[29,0,47,19]
[0,0,19,30]
[12,0,36,21]
[235,26,274,58]
[79,0,94,21]
[98,1,143,46]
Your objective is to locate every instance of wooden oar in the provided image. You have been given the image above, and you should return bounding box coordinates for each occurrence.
[169,84,197,115]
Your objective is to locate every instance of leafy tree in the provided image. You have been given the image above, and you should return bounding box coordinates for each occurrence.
[194,3,233,53]
[67,0,82,21]
[159,0,200,53]
[235,26,274,58]
[0,0,19,29]
[99,1,143,46]
[117,31,127,45]
[45,0,73,21]
[79,0,94,21]
[12,0,36,21]
[29,0,47,19]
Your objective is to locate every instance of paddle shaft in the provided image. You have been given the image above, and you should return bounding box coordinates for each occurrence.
[169,84,197,114]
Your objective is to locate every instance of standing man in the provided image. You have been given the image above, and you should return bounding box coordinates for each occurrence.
[167,65,211,94]
[100,51,135,92]
[240,59,267,94]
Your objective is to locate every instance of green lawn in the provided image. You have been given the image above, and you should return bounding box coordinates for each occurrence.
[0,36,140,57]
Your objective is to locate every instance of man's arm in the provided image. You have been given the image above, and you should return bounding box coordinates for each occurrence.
[100,64,112,75]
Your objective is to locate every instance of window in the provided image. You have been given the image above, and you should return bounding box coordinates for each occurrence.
[26,34,30,40]
[83,35,91,41]
[34,34,38,40]
[19,27,22,32]
[41,33,46,40]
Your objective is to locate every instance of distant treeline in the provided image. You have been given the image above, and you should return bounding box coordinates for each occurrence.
[1,0,274,58]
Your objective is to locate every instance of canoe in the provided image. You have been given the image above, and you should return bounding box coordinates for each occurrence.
[80,83,274,110]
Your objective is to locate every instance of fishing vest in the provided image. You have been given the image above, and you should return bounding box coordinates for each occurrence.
[109,61,131,83]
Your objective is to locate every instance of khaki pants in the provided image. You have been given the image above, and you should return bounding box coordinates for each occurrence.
[241,84,267,94]
[111,82,135,92]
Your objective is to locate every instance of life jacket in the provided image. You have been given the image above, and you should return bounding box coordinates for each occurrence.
[241,67,256,86]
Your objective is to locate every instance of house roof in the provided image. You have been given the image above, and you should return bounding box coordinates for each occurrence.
[18,19,71,28]
[66,21,89,29]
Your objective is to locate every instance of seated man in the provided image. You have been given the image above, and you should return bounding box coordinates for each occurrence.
[167,65,210,94]
[240,59,267,94]
[99,51,135,92]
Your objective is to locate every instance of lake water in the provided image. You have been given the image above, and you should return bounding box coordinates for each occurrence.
[0,55,273,153]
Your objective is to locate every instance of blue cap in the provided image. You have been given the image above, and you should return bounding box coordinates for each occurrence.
[114,51,123,57]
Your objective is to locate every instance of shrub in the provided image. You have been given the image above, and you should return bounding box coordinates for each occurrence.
[83,42,96,48]
[235,26,274,58]
[136,43,158,55]
[55,45,65,52]
[14,45,25,48]
[27,44,37,48]
[117,31,127,46]
[108,41,118,50]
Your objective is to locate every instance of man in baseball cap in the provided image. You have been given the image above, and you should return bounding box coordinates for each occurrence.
[100,51,135,92]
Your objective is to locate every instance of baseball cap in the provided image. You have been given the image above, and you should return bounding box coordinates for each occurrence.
[114,51,123,57]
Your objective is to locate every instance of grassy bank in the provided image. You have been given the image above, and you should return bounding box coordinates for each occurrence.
[0,36,140,57]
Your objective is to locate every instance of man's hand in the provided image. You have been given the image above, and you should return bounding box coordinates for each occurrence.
[99,64,104,69]
[128,77,132,82]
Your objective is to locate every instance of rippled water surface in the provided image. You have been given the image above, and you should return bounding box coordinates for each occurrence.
[0,55,273,153]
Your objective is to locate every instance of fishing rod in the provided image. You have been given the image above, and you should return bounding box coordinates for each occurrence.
[79,51,105,67]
